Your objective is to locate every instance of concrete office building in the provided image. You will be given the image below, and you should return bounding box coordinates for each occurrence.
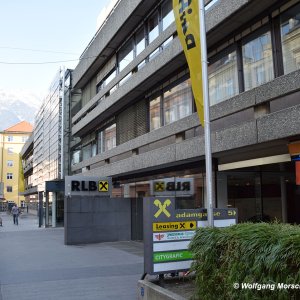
[21,68,72,227]
[70,0,300,237]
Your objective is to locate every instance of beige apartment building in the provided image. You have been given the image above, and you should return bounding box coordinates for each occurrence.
[0,121,33,207]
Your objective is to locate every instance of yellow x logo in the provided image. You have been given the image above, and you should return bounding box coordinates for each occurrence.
[154,199,171,218]
[155,182,165,192]
[98,181,109,192]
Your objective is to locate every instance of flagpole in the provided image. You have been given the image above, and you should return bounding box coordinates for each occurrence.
[199,0,214,227]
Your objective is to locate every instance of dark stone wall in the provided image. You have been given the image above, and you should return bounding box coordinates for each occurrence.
[64,195,131,245]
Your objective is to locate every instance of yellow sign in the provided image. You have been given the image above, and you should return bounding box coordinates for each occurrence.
[173,0,204,126]
[154,182,165,192]
[154,199,171,218]
[98,180,109,192]
[153,221,196,232]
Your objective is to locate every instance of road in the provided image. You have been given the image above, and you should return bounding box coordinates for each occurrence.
[0,212,143,300]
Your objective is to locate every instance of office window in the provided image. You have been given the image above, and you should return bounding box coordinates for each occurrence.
[7,160,13,167]
[280,4,300,74]
[119,38,134,72]
[71,149,81,165]
[82,144,92,161]
[98,124,116,154]
[208,50,239,105]
[7,173,13,180]
[136,27,145,57]
[104,124,116,152]
[8,147,14,154]
[7,136,13,142]
[243,31,274,90]
[150,96,161,131]
[96,69,117,93]
[6,186,12,193]
[162,0,174,31]
[148,11,159,44]
[164,79,193,125]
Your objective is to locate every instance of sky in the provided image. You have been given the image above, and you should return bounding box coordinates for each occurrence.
[0,0,115,98]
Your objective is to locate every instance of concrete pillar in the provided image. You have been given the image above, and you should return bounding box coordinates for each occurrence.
[52,192,57,227]
[280,177,288,223]
[217,173,228,208]
[45,192,49,227]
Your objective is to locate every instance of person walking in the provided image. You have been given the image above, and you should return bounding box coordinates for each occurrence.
[11,204,19,225]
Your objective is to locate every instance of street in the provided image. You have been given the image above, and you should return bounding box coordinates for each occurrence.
[0,212,143,300]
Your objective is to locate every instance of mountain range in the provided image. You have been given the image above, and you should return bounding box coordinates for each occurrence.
[0,88,42,131]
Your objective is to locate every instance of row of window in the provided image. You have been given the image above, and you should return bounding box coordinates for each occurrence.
[208,3,300,105]
[96,0,174,95]
[72,74,192,164]
[73,2,300,166]
[6,136,28,142]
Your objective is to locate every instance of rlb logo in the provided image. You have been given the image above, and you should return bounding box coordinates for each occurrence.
[152,178,194,196]
[65,176,112,197]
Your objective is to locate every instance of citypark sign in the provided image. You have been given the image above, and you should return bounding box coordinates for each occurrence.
[143,197,238,274]
[65,176,112,197]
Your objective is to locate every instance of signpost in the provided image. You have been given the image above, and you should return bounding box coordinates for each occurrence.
[144,197,237,275]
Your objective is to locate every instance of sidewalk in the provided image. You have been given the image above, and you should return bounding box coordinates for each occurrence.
[0,211,39,232]
[0,212,144,300]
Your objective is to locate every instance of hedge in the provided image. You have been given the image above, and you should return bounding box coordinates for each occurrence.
[189,223,300,300]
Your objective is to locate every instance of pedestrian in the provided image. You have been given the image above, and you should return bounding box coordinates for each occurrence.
[11,204,19,225]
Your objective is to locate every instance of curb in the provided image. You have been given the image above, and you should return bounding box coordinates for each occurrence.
[137,280,187,300]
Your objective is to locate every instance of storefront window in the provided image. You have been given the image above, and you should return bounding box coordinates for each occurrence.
[242,31,274,90]
[150,96,161,131]
[280,4,300,74]
[164,79,193,125]
[208,50,238,105]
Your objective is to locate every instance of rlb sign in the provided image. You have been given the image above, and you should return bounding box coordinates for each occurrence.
[144,197,238,274]
[151,178,194,196]
[65,176,112,197]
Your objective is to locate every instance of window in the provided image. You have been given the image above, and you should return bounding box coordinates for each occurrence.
[8,147,14,154]
[280,4,300,74]
[148,11,159,44]
[71,150,81,165]
[164,79,193,125]
[82,144,92,161]
[6,186,12,193]
[162,0,174,31]
[136,27,145,57]
[7,173,13,180]
[242,31,274,90]
[150,96,161,131]
[119,38,134,72]
[7,160,13,167]
[7,136,13,142]
[96,69,117,93]
[22,136,28,143]
[98,124,116,154]
[208,50,239,105]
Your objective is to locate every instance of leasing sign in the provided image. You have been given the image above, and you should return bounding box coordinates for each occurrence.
[144,197,238,274]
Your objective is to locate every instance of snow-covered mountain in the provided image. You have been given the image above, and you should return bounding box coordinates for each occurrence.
[0,88,43,130]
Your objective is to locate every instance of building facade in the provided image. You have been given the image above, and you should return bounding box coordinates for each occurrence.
[21,68,72,226]
[0,121,33,208]
[69,0,300,234]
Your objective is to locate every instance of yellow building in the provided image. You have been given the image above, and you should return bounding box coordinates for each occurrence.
[0,121,33,207]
